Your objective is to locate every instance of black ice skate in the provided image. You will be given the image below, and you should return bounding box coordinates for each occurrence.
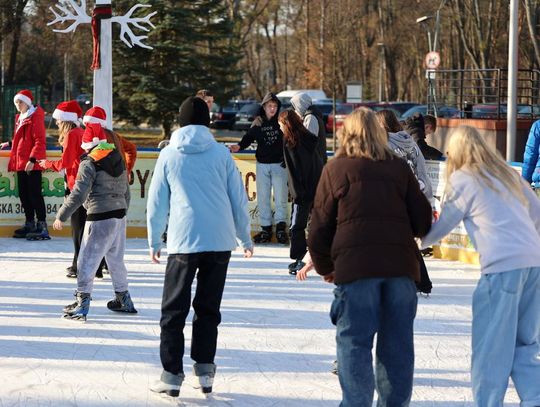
[63,291,91,321]
[65,266,77,278]
[13,221,36,238]
[253,225,272,244]
[288,259,305,276]
[107,291,137,313]
[25,221,51,241]
[193,363,216,394]
[275,222,289,244]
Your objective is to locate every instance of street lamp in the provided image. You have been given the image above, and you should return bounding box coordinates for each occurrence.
[416,15,433,52]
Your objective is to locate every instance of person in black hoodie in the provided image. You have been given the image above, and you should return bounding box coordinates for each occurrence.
[404,113,443,160]
[278,109,324,275]
[230,93,289,244]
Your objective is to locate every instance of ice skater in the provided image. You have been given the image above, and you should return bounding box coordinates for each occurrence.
[421,125,540,407]
[147,96,253,398]
[53,120,136,321]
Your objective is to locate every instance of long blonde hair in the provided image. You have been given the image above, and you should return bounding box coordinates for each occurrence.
[57,121,77,147]
[336,107,394,160]
[445,125,528,206]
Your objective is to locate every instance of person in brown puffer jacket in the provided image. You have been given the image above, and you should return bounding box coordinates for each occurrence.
[308,107,432,407]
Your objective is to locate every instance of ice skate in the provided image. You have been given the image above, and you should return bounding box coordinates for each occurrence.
[107,291,137,313]
[275,222,289,244]
[25,221,50,241]
[63,292,90,321]
[65,266,77,279]
[288,259,305,276]
[193,363,216,394]
[13,221,35,238]
[253,225,272,243]
[150,371,183,397]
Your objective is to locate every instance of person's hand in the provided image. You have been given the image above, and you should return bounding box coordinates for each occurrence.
[150,248,161,264]
[244,247,254,258]
[37,159,51,169]
[322,272,335,284]
[53,219,63,230]
[229,145,240,153]
[0,142,9,150]
[296,258,314,281]
[24,161,34,173]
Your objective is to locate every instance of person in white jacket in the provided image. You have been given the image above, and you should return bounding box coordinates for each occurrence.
[421,125,540,407]
[147,96,253,398]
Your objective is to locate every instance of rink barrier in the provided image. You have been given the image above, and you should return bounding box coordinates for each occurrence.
[2,149,518,266]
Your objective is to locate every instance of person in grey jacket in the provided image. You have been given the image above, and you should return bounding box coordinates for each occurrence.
[53,122,135,321]
[290,92,327,164]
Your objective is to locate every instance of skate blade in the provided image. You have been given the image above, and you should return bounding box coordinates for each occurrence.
[26,236,51,241]
[62,313,87,322]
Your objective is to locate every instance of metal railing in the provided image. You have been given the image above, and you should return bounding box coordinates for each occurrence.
[426,68,540,119]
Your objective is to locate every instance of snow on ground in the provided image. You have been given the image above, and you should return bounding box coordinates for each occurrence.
[0,238,519,406]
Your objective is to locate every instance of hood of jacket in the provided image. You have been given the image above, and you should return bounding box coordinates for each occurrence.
[258,92,282,120]
[290,93,312,116]
[87,142,125,177]
[388,131,417,154]
[169,124,216,154]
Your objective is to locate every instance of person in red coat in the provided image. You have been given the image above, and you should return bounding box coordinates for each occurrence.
[0,89,48,239]
[38,100,95,278]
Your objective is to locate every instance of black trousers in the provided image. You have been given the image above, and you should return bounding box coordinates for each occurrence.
[289,202,312,261]
[17,171,46,222]
[159,251,231,375]
[69,204,106,272]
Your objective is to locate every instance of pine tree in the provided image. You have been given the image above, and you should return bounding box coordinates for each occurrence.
[113,0,243,137]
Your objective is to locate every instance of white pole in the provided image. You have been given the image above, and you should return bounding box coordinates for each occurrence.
[93,0,113,130]
[506,0,518,161]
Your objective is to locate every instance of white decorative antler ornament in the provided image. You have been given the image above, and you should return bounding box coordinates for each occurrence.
[48,0,156,129]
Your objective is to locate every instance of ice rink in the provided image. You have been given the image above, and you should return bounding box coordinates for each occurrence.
[0,237,520,406]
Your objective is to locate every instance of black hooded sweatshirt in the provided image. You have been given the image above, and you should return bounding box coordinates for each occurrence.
[283,130,324,205]
[237,93,284,164]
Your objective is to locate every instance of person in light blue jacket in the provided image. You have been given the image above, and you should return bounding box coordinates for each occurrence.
[147,96,253,398]
[522,119,540,187]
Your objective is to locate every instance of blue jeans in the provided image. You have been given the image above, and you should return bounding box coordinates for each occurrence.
[256,162,288,226]
[471,267,540,407]
[330,277,418,407]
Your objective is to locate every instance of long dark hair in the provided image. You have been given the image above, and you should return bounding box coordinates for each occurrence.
[375,109,403,133]
[278,109,313,148]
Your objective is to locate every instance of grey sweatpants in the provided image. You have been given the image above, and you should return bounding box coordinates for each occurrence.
[77,217,129,294]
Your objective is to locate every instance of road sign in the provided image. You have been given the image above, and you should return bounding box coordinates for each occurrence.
[425,51,441,69]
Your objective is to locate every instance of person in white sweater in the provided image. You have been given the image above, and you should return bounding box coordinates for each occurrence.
[421,125,540,407]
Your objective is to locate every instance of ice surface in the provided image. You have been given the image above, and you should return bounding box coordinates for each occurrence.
[0,238,519,406]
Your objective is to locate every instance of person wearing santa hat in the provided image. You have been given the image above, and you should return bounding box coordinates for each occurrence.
[37,101,105,279]
[52,120,136,321]
[83,106,137,180]
[0,89,48,239]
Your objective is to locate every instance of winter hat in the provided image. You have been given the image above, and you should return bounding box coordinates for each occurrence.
[178,96,210,127]
[83,106,107,128]
[13,89,34,107]
[81,122,107,150]
[53,100,83,124]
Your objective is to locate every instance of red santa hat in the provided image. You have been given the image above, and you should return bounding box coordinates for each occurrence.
[83,106,107,128]
[81,122,107,150]
[13,89,34,107]
[53,100,83,124]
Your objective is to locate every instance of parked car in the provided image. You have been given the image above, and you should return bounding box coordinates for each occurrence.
[469,103,535,119]
[210,100,253,130]
[312,102,334,133]
[326,101,387,133]
[233,103,261,131]
[400,105,461,121]
[276,89,328,105]
[374,102,421,116]
[517,104,540,119]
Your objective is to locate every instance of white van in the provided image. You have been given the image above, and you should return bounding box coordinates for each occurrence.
[276,89,328,105]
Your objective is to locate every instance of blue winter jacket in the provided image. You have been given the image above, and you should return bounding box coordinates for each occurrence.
[147,125,253,254]
[522,120,540,184]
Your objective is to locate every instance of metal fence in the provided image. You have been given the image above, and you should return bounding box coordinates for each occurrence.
[426,68,540,119]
